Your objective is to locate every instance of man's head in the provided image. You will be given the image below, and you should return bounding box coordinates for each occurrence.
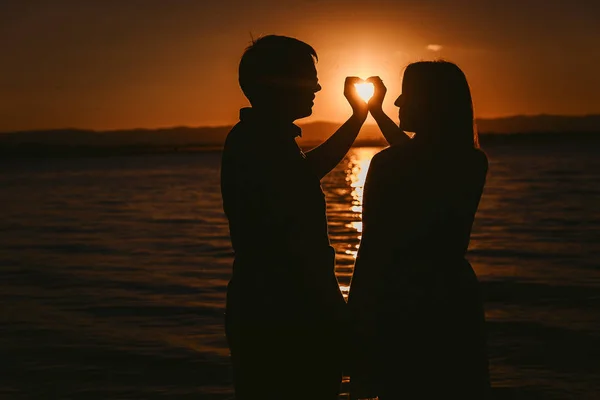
[239,35,321,121]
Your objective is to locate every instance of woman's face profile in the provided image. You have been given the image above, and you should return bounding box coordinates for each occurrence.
[397,73,420,132]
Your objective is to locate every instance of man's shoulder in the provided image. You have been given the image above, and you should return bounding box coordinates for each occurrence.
[224,120,274,153]
[224,122,250,150]
[222,121,279,174]
[222,122,257,162]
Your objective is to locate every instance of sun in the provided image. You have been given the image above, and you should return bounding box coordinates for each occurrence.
[355,82,374,102]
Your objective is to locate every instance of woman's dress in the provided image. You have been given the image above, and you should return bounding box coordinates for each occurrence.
[348,141,491,399]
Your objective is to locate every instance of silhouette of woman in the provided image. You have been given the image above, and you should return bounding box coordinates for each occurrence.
[347,61,491,400]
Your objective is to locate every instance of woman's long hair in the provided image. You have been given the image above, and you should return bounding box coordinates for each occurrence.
[400,60,479,148]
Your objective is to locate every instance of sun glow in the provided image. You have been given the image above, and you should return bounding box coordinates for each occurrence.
[354,82,374,102]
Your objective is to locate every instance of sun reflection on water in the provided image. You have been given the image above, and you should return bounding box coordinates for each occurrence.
[323,146,382,301]
[344,147,380,256]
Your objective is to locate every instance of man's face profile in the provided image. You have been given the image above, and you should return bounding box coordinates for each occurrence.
[270,58,321,120]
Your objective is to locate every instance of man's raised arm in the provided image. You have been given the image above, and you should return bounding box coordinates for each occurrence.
[305,77,368,180]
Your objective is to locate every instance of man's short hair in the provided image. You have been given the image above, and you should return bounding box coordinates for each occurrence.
[238,35,318,103]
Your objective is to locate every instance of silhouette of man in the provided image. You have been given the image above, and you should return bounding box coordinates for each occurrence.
[221,35,367,400]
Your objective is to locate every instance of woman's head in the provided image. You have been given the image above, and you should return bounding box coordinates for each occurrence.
[395,61,479,148]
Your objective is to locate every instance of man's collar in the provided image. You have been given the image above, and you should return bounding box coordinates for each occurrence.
[239,107,302,138]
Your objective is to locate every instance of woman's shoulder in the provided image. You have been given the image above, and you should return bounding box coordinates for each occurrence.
[368,143,488,170]
[471,147,488,163]
[466,147,489,173]
[369,146,395,167]
[369,141,419,168]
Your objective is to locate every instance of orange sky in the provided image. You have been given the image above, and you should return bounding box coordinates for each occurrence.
[1,0,599,131]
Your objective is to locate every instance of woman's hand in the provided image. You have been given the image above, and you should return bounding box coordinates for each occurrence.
[366,76,386,116]
[362,76,409,146]
[344,76,369,122]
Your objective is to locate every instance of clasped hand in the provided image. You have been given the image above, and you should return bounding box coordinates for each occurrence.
[344,76,387,121]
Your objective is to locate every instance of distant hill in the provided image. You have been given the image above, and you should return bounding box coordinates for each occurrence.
[0,123,383,154]
[1,114,599,157]
[475,114,600,134]
[0,126,230,148]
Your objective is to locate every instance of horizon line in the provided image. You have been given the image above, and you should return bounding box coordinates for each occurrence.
[2,112,600,134]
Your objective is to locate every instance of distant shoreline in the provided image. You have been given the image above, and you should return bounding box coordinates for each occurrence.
[2,131,600,159]
[2,114,600,158]
[0,144,224,159]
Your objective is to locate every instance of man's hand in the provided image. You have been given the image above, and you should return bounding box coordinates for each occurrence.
[344,76,368,121]
[366,76,386,115]
[305,77,368,179]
